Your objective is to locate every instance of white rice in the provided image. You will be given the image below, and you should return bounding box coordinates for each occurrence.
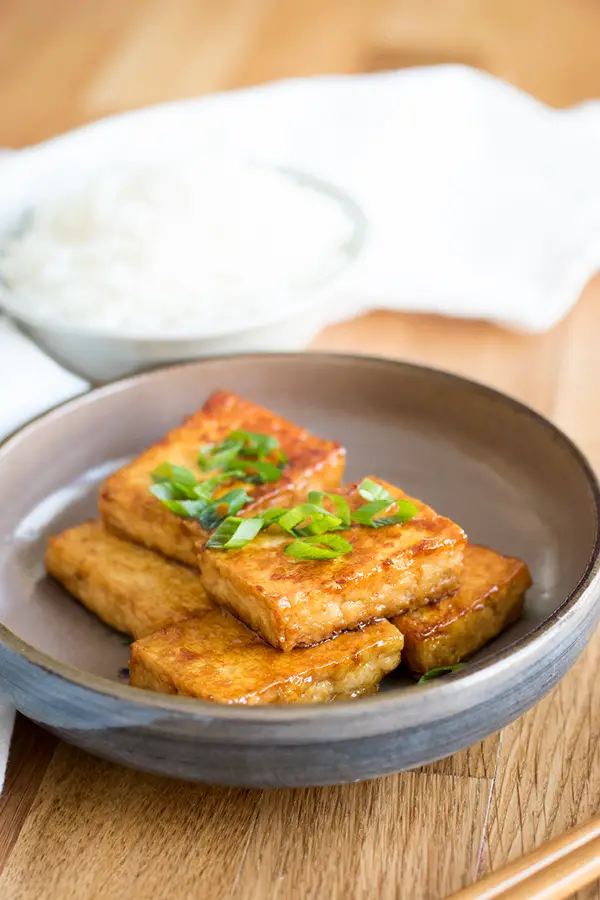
[0,159,355,335]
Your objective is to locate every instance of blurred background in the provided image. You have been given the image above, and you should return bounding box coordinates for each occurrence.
[3,0,600,147]
[2,0,600,449]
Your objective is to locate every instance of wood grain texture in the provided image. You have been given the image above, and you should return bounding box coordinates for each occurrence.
[0,743,491,900]
[1,1,600,898]
[0,716,57,874]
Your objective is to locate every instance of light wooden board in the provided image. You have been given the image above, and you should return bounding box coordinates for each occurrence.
[1,2,600,897]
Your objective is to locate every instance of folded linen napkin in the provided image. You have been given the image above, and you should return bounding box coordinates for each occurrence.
[1,65,599,333]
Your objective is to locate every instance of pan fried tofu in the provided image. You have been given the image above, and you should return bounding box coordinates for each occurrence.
[393,544,531,674]
[197,477,466,650]
[99,390,345,567]
[45,521,213,639]
[129,609,404,704]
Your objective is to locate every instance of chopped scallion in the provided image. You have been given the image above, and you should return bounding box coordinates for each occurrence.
[357,478,393,504]
[284,533,353,560]
[151,463,198,486]
[418,664,467,683]
[206,516,265,550]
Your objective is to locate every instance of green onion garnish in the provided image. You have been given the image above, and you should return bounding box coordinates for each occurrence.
[357,478,394,504]
[149,484,211,518]
[196,430,286,484]
[228,429,280,460]
[352,498,419,527]
[150,428,285,522]
[351,499,392,525]
[368,507,419,527]
[206,516,265,550]
[418,664,467,683]
[151,463,198,487]
[231,459,283,483]
[353,480,419,528]
[197,437,245,472]
[216,487,252,516]
[150,456,418,560]
[307,491,351,527]
[259,507,289,524]
[284,533,353,560]
[275,503,342,537]
[192,473,235,500]
[196,487,252,530]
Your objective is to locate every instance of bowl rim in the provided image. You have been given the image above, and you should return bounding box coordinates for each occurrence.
[0,164,368,343]
[1,352,599,725]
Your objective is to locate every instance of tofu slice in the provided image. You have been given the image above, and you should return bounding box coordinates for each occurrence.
[393,543,531,674]
[129,609,404,704]
[197,477,466,650]
[99,390,345,567]
[45,521,213,639]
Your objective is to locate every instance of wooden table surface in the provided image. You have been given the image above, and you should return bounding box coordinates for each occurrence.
[1,2,600,898]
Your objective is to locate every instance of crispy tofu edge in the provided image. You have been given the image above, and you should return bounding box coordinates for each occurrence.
[395,548,531,673]
[45,520,213,639]
[129,613,404,704]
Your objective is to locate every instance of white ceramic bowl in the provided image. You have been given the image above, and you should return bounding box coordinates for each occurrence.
[0,163,366,382]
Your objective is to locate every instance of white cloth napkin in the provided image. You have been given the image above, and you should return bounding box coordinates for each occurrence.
[1,65,600,332]
[2,64,600,786]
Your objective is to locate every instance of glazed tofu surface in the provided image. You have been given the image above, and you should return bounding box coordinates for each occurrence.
[99,390,345,567]
[393,543,531,674]
[197,477,466,650]
[45,521,213,639]
[129,609,404,704]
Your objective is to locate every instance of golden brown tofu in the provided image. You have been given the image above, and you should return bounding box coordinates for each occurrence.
[393,543,531,674]
[99,390,345,567]
[129,609,404,704]
[45,521,213,639]
[197,477,466,650]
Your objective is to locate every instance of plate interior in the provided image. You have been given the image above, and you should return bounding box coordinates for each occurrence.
[0,355,596,694]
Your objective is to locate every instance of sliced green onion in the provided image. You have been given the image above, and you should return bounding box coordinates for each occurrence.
[274,507,307,533]
[197,504,222,530]
[418,663,467,683]
[149,480,195,501]
[151,462,197,486]
[307,491,351,527]
[367,501,419,527]
[149,485,210,518]
[352,499,392,525]
[357,478,393,504]
[285,533,353,560]
[353,498,419,527]
[275,503,342,537]
[231,459,283,483]
[198,487,252,529]
[294,514,343,537]
[197,430,285,473]
[191,473,233,501]
[260,507,289,524]
[294,516,342,537]
[206,516,265,550]
[197,438,244,472]
[228,429,280,460]
[216,488,251,516]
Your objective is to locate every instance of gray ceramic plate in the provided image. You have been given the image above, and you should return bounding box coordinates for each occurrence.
[0,354,599,787]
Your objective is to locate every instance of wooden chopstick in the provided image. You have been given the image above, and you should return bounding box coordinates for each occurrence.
[446,817,600,900]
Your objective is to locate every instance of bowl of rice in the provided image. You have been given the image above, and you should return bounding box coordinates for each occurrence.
[0,150,366,382]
